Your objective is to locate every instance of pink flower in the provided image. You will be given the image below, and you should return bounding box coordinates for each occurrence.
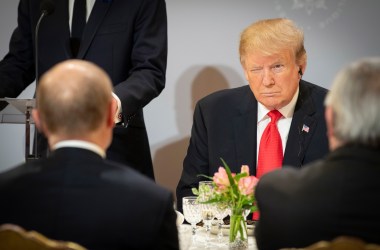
[238,176,258,195]
[213,167,233,192]
[240,165,250,175]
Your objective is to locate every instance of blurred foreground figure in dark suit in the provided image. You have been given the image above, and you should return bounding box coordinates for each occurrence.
[0,60,179,250]
[255,57,380,250]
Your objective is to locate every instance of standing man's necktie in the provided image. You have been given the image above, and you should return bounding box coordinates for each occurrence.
[257,110,283,178]
[71,0,86,58]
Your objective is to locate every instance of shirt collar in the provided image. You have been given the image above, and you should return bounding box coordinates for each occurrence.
[257,86,299,122]
[52,140,106,158]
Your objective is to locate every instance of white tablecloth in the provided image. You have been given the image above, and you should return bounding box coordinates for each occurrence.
[178,224,258,250]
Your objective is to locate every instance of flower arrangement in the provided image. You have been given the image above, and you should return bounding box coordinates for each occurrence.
[193,159,258,249]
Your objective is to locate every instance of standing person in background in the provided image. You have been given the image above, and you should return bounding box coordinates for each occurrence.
[0,0,168,179]
[176,18,329,212]
[0,60,179,250]
[254,57,380,250]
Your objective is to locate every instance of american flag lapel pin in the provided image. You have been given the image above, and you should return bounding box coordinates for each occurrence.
[302,124,310,133]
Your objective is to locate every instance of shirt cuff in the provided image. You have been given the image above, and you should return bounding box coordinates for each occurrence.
[112,92,122,124]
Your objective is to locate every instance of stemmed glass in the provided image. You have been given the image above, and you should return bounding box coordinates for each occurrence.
[182,196,202,238]
[198,181,216,247]
[214,201,230,241]
[243,208,250,222]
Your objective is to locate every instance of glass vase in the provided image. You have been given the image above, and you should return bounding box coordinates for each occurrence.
[229,208,248,250]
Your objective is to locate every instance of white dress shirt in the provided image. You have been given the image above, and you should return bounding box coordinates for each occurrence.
[53,140,106,158]
[256,87,299,163]
[68,0,96,32]
[68,0,122,123]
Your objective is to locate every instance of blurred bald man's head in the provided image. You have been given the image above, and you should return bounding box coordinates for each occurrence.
[33,59,116,149]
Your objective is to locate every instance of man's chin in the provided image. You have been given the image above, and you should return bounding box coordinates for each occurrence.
[259,99,282,110]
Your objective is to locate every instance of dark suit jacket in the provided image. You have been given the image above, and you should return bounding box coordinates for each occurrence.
[254,144,380,250]
[0,0,168,179]
[176,80,329,212]
[0,147,179,250]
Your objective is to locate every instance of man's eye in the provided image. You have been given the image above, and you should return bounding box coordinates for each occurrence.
[251,68,262,73]
[273,64,284,73]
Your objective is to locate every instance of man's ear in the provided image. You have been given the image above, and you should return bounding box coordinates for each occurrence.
[298,63,307,78]
[325,106,336,150]
[107,99,117,128]
[32,109,43,133]
[243,67,250,82]
[32,109,50,137]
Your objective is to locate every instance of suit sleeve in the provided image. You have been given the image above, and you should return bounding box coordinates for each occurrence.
[0,0,36,110]
[156,193,180,250]
[113,0,167,119]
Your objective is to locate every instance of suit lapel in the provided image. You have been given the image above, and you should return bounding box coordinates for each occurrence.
[233,89,258,175]
[283,81,318,167]
[77,0,112,58]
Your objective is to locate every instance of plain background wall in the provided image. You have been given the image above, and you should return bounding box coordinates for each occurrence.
[1,0,379,197]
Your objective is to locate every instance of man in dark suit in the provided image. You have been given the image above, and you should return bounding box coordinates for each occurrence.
[254,57,380,250]
[0,0,168,179]
[176,18,329,212]
[0,60,179,250]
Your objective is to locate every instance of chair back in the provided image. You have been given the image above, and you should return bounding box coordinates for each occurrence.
[280,236,380,250]
[0,224,87,250]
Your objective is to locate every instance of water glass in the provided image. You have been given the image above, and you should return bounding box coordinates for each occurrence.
[198,181,216,247]
[182,196,202,236]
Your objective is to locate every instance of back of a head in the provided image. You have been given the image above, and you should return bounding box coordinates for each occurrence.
[36,60,113,137]
[239,18,307,66]
[325,57,380,147]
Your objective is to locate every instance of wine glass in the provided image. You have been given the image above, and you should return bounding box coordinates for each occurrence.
[214,201,229,241]
[198,181,216,247]
[182,196,202,237]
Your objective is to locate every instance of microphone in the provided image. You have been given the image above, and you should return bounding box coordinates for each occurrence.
[31,0,55,160]
[40,0,55,16]
[35,0,55,84]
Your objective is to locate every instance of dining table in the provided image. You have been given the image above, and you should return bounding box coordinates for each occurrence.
[178,223,258,250]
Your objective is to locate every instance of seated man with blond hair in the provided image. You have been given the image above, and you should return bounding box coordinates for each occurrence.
[177,18,329,213]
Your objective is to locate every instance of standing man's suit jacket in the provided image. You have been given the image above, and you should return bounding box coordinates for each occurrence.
[176,80,329,212]
[254,144,380,250]
[0,0,168,179]
[0,147,179,250]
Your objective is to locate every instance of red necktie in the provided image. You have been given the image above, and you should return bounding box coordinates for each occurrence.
[257,110,283,178]
[253,110,283,221]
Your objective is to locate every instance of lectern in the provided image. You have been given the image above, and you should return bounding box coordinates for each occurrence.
[0,98,38,161]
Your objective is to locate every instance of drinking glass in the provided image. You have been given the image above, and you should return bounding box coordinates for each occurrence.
[182,196,202,236]
[198,181,216,247]
[214,201,229,241]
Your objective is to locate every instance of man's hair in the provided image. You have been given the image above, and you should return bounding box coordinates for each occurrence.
[239,18,306,66]
[325,57,380,147]
[36,60,113,137]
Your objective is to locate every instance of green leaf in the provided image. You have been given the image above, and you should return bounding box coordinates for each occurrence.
[196,174,213,180]
[220,158,239,199]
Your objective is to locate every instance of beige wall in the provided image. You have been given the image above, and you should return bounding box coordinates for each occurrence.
[1,0,380,199]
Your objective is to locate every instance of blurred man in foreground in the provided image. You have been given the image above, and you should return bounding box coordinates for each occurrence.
[0,60,179,250]
[255,57,380,250]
